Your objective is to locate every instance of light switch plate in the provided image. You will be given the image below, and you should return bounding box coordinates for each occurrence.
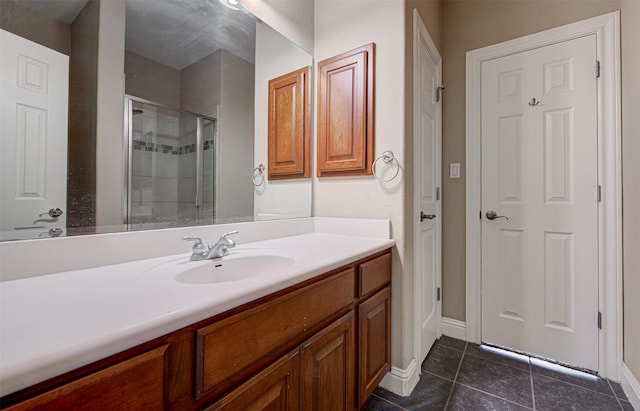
[450,163,461,179]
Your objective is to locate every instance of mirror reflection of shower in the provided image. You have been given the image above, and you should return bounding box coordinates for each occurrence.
[125,96,216,229]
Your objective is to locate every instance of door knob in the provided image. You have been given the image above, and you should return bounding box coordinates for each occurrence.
[486,210,509,220]
[47,208,64,218]
[39,228,63,238]
[420,211,436,222]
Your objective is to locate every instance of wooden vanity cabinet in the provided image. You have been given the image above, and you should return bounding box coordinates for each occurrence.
[195,268,355,400]
[1,249,392,411]
[207,312,357,411]
[4,345,168,411]
[204,348,301,411]
[301,312,355,411]
[357,287,391,408]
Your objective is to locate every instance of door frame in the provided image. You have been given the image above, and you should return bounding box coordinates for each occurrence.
[413,9,442,366]
[465,11,621,380]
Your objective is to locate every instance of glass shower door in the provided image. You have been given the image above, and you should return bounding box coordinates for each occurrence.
[126,97,216,229]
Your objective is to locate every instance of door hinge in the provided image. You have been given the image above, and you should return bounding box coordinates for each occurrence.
[436,187,440,201]
[479,211,482,220]
[595,61,601,78]
[598,311,602,330]
[436,86,445,102]
[437,287,441,301]
[598,185,602,203]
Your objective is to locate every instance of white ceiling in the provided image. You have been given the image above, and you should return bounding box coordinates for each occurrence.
[125,0,257,69]
[14,0,257,69]
[14,0,90,24]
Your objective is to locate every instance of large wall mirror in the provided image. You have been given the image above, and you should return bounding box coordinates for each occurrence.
[0,0,313,241]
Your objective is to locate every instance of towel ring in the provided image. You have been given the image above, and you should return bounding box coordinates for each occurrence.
[252,164,265,186]
[372,151,400,182]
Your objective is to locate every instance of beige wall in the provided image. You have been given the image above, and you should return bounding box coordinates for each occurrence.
[124,51,180,108]
[253,22,313,220]
[216,50,255,223]
[315,0,410,368]
[68,0,100,229]
[0,0,71,55]
[180,49,255,222]
[180,52,222,118]
[620,0,640,381]
[95,0,126,227]
[440,0,621,321]
[239,0,314,54]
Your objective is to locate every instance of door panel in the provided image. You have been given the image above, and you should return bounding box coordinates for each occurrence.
[415,23,441,364]
[1,29,69,240]
[481,35,598,370]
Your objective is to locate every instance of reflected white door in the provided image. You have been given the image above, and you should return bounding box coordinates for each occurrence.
[414,12,441,365]
[481,35,598,370]
[0,29,69,240]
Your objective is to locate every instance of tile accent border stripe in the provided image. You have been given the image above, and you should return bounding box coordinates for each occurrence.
[379,358,420,397]
[621,363,640,410]
[442,317,467,341]
[132,139,215,155]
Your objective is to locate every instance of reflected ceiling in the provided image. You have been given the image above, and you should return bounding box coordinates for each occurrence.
[15,0,257,69]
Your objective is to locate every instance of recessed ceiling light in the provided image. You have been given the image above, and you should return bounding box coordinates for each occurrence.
[219,0,240,10]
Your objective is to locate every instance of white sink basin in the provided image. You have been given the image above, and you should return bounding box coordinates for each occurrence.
[176,255,295,284]
[143,250,296,284]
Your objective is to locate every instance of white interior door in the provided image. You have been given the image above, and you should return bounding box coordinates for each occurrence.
[481,35,599,370]
[414,11,441,365]
[0,29,69,240]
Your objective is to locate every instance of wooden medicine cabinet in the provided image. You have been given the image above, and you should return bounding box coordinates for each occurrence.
[267,66,311,180]
[317,43,375,177]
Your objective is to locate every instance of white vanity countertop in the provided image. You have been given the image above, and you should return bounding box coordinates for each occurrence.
[0,232,394,397]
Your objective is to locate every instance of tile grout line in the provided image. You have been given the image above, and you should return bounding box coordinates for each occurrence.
[454,382,535,411]
[534,371,621,399]
[606,379,626,410]
[370,392,410,411]
[423,369,456,383]
[443,341,468,410]
[529,358,537,410]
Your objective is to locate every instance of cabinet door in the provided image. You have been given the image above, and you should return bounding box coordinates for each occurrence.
[268,66,310,180]
[358,287,391,408]
[301,312,355,411]
[5,345,168,411]
[317,43,374,177]
[205,349,300,411]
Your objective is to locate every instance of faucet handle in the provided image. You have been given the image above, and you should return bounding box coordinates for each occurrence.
[219,230,239,247]
[182,236,207,252]
[220,230,239,239]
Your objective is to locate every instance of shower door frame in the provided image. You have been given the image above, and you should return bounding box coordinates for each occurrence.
[123,95,217,226]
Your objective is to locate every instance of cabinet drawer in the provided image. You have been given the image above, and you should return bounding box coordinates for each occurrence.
[196,268,355,399]
[6,345,168,411]
[358,252,391,297]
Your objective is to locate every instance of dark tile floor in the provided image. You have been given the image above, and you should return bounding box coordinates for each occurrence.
[362,336,634,411]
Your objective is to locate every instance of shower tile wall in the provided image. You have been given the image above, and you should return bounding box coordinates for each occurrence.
[130,103,215,226]
[131,107,181,223]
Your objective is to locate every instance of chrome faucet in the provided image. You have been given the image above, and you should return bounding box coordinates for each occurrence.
[182,231,238,261]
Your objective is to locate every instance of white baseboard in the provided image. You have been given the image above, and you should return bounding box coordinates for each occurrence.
[621,363,640,410]
[441,317,467,341]
[379,359,420,397]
